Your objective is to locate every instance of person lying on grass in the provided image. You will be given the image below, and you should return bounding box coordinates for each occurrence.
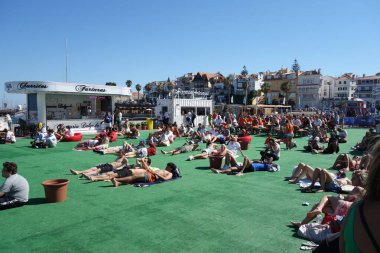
[303,168,367,193]
[210,155,279,176]
[187,141,219,160]
[329,154,371,172]
[82,157,159,182]
[69,152,128,177]
[74,134,109,150]
[290,187,365,228]
[161,141,199,156]
[111,158,177,187]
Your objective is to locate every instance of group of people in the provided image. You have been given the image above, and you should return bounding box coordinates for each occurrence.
[2,109,380,253]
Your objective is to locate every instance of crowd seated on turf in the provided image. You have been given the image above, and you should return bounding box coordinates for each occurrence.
[111,158,179,187]
[74,133,109,150]
[0,129,16,144]
[211,155,279,176]
[96,127,117,142]
[156,126,174,146]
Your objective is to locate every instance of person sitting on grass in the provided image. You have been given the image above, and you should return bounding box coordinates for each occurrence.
[1,129,16,144]
[31,129,58,148]
[69,153,129,177]
[260,138,280,162]
[304,136,323,153]
[0,161,29,210]
[187,141,219,160]
[312,133,340,154]
[290,187,365,228]
[337,128,348,143]
[210,155,279,176]
[161,141,199,156]
[218,135,245,169]
[111,158,178,187]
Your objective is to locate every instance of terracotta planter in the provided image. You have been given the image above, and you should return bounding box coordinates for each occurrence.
[209,155,224,170]
[41,179,70,203]
[239,141,250,150]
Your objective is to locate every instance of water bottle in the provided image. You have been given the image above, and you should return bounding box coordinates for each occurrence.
[315,214,323,224]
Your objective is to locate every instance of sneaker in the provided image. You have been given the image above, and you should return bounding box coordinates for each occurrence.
[188,155,194,160]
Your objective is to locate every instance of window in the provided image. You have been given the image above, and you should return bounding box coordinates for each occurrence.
[181,107,195,115]
[344,81,346,84]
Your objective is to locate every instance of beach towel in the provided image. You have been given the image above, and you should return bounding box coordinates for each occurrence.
[133,176,182,188]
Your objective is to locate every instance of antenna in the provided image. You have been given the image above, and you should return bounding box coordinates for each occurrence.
[65,39,68,83]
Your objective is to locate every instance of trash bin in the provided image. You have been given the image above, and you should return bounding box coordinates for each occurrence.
[209,155,224,170]
[146,118,154,130]
[41,179,70,203]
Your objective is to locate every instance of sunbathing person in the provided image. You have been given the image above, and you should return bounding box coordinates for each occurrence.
[329,154,362,171]
[69,154,128,176]
[290,187,365,228]
[219,135,245,168]
[211,156,279,176]
[187,141,219,160]
[287,163,316,183]
[311,133,339,154]
[111,158,177,187]
[161,141,199,155]
[260,138,280,162]
[304,167,365,193]
[74,134,109,150]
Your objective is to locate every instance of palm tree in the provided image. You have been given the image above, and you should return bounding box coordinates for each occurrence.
[126,80,132,87]
[224,74,233,104]
[280,82,291,105]
[209,77,217,97]
[167,80,174,93]
[261,82,271,104]
[136,84,142,102]
[242,79,249,105]
[144,83,152,102]
[156,83,163,99]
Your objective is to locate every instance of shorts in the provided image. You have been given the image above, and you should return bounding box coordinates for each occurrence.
[286,133,294,139]
[116,167,133,178]
[202,148,212,155]
[144,171,156,183]
[325,181,340,192]
[0,197,26,210]
[96,163,114,173]
[136,148,148,158]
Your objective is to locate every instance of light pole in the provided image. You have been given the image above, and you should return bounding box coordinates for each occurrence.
[328,81,331,109]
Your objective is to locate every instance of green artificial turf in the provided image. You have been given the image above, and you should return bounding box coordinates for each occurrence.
[0,128,367,252]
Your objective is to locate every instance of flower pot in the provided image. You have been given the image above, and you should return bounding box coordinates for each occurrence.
[239,141,250,150]
[41,179,70,203]
[209,155,224,170]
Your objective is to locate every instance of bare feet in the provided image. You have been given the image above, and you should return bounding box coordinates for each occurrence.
[288,178,298,184]
[235,172,243,177]
[210,168,220,174]
[316,189,325,193]
[70,169,79,175]
[307,208,322,218]
[111,178,121,187]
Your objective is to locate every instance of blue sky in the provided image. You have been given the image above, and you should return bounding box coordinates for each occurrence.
[1,0,379,106]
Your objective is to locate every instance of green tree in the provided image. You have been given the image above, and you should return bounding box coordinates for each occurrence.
[136,84,142,102]
[126,80,132,87]
[280,82,291,104]
[156,83,163,98]
[144,83,152,102]
[261,82,271,104]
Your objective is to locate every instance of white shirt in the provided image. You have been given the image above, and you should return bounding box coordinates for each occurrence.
[227,141,241,156]
[6,131,16,143]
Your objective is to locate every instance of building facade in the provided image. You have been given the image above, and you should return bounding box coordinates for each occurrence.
[263,68,297,106]
[355,73,380,109]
